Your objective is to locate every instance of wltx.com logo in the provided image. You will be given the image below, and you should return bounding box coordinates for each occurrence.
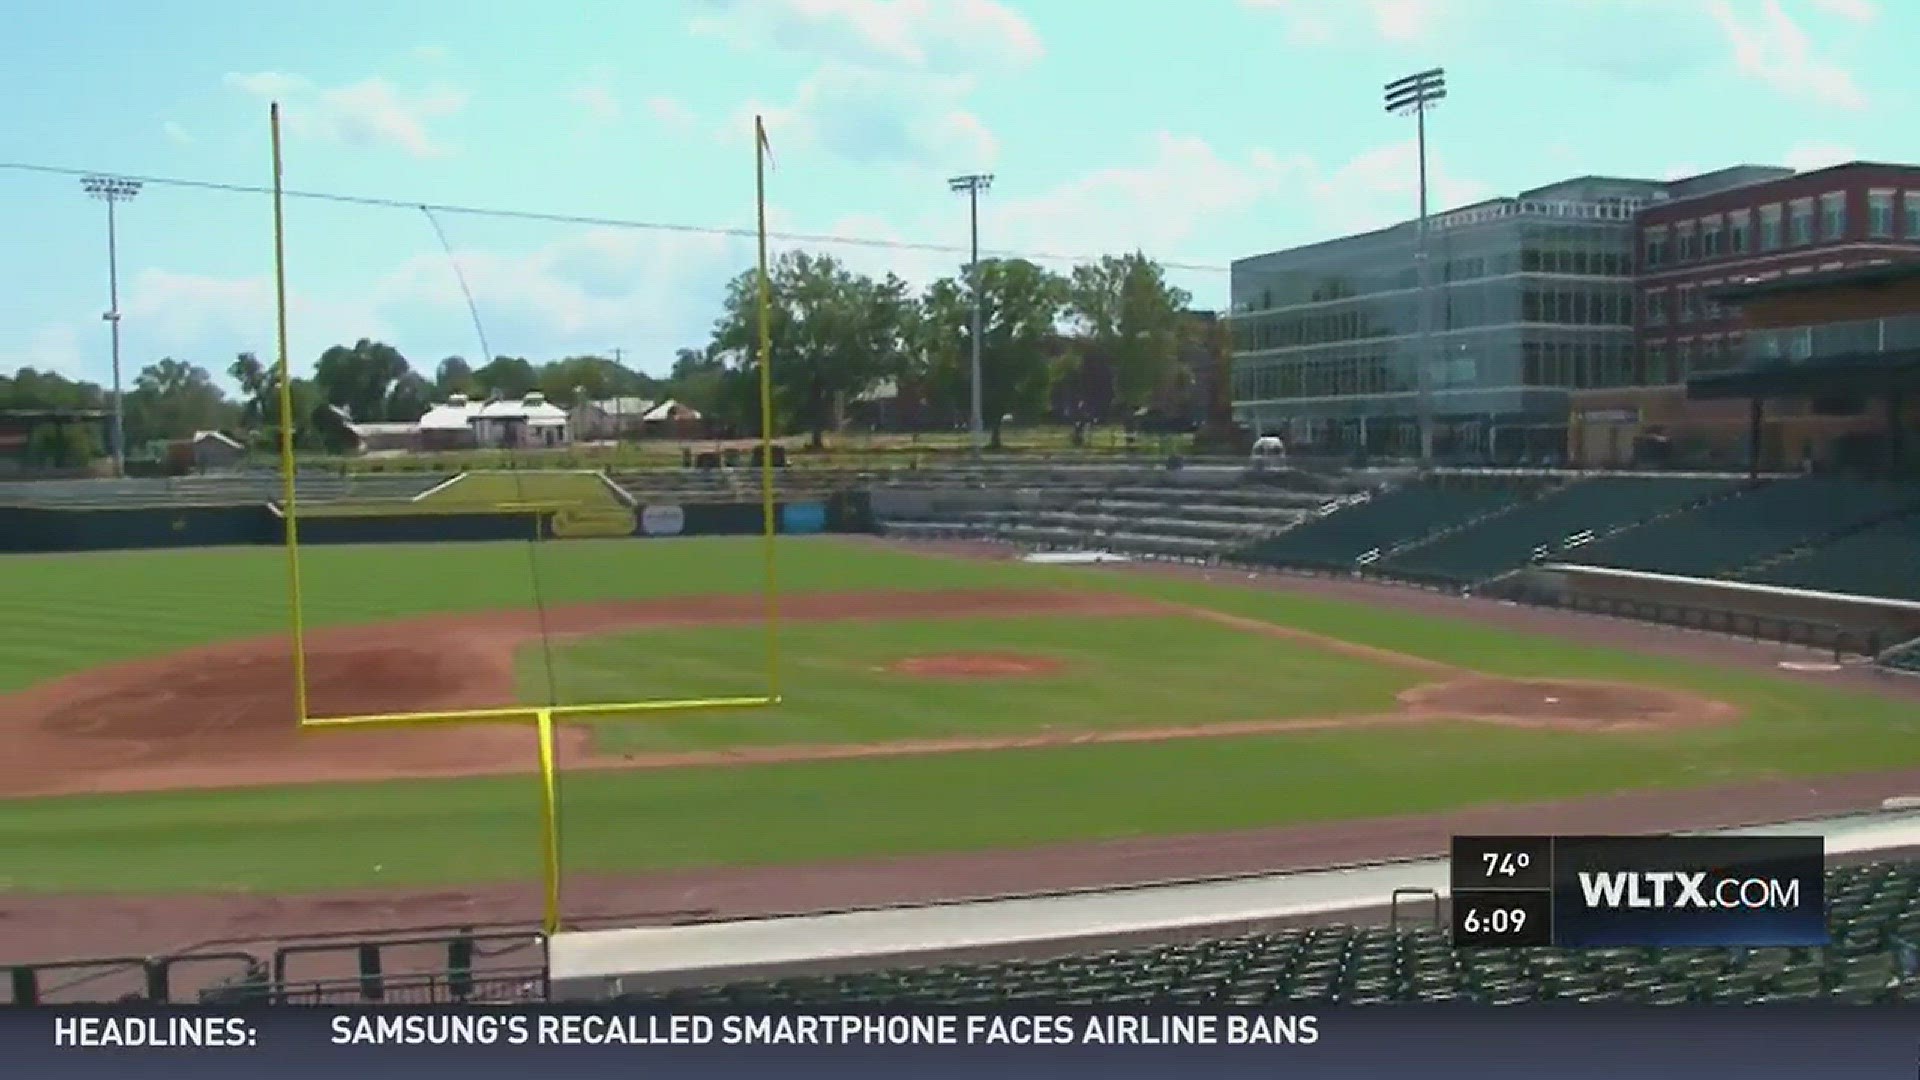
[1575,868,1804,911]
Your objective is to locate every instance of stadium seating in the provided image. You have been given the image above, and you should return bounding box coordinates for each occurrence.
[871,469,1340,561]
[615,860,1920,1007]
[1881,639,1920,676]
[1378,477,1745,585]
[1563,478,1920,580]
[1745,511,1920,600]
[1234,479,1534,573]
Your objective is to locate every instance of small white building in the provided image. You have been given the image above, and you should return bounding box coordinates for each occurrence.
[417,392,572,450]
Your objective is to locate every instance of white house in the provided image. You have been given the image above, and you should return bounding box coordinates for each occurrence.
[418,392,572,450]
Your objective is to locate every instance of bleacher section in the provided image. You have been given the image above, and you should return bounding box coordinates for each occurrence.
[1564,478,1920,580]
[1747,510,1920,601]
[875,471,1337,560]
[616,860,1920,1007]
[1233,479,1535,573]
[1378,477,1746,585]
[1882,639,1920,676]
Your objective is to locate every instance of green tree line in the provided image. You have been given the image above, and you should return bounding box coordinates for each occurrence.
[3,249,1208,463]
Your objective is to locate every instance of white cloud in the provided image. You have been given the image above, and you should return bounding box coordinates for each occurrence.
[1783,144,1858,171]
[726,62,996,169]
[1705,0,1866,108]
[1303,139,1491,233]
[566,86,622,124]
[1809,0,1876,22]
[646,95,698,131]
[1242,0,1446,44]
[996,134,1311,261]
[53,220,765,383]
[0,325,88,381]
[225,71,472,158]
[162,121,192,145]
[690,0,1042,72]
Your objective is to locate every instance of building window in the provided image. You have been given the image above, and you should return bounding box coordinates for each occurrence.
[1819,191,1846,241]
[1729,209,1752,254]
[1701,215,1724,258]
[1904,191,1920,238]
[1677,284,1697,323]
[1789,198,1815,245]
[1869,189,1896,238]
[1676,222,1699,261]
[1644,289,1667,326]
[1760,203,1784,250]
[1645,343,1669,384]
[1676,338,1695,380]
[1644,227,1669,267]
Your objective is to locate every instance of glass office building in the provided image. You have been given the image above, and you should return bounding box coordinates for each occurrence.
[1230,176,1667,459]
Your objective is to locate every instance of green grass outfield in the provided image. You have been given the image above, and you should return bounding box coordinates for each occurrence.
[536,613,1417,754]
[3,536,1919,893]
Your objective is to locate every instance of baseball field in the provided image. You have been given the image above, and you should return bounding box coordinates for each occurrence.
[4,530,1920,957]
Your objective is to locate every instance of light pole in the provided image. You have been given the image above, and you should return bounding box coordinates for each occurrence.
[948,173,992,455]
[1385,67,1445,464]
[82,175,142,476]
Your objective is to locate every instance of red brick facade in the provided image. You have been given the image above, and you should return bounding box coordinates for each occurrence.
[1634,162,1920,385]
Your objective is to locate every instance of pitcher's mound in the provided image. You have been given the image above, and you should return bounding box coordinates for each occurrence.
[1400,677,1738,732]
[888,653,1064,680]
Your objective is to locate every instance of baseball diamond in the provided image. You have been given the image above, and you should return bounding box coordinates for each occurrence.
[4,465,1920,986]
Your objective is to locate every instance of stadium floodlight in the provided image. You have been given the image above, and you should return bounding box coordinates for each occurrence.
[80,176,144,477]
[1384,69,1445,465]
[948,173,993,456]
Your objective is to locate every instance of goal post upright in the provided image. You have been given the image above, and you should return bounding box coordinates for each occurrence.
[267,104,788,936]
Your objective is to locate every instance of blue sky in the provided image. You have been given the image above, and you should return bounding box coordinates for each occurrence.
[1,0,1909,388]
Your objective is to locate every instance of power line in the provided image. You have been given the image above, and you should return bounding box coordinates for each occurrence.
[0,160,1232,274]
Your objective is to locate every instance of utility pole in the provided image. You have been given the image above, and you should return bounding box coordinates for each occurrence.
[82,175,143,476]
[1385,68,1446,464]
[948,173,993,455]
[609,347,626,438]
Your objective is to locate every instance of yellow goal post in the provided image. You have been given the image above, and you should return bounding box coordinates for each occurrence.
[267,102,786,933]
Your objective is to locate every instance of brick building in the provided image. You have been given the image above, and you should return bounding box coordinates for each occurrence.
[1634,161,1920,386]
[1569,162,1920,469]
[1572,258,1920,473]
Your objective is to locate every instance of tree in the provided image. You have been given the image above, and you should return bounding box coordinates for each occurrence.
[1,367,105,410]
[538,355,658,406]
[708,251,914,448]
[472,355,539,399]
[921,258,1067,447]
[26,421,100,468]
[313,339,412,421]
[663,346,729,418]
[433,356,476,398]
[123,359,236,444]
[1066,253,1193,412]
[384,371,435,421]
[227,352,320,449]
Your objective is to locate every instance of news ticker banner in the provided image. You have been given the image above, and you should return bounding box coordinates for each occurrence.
[1450,835,1828,948]
[11,1007,1920,1078]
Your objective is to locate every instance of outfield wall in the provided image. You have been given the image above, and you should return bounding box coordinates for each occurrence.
[1500,563,1920,655]
[0,492,874,555]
